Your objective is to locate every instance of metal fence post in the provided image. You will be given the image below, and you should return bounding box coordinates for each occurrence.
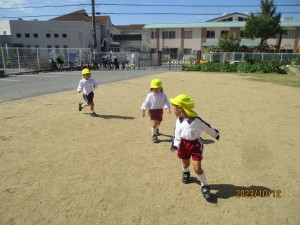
[17,48,21,73]
[37,48,40,71]
[1,47,5,70]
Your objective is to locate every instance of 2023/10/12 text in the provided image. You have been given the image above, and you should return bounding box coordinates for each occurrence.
[235,189,281,198]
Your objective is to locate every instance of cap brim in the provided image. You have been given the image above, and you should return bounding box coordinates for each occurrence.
[183,108,197,117]
[170,98,180,106]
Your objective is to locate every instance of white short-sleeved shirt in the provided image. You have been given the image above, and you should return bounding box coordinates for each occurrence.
[77,78,98,95]
[141,92,170,110]
[173,117,219,148]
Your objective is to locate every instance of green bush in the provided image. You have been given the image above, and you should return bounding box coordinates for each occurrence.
[291,56,300,65]
[184,60,287,74]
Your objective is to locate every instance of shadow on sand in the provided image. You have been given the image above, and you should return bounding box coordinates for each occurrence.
[84,113,134,120]
[188,178,274,204]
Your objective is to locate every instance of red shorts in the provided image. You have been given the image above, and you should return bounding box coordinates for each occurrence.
[149,109,163,121]
[178,138,204,161]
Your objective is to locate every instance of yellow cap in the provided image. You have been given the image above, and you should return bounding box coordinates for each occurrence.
[150,79,162,88]
[170,94,198,117]
[82,68,91,75]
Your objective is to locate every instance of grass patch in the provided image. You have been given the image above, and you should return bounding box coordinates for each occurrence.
[237,72,300,88]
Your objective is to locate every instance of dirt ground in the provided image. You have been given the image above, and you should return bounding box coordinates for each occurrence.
[0,71,299,225]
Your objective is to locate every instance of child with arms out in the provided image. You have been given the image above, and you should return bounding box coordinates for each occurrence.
[170,94,220,200]
[141,79,171,143]
[77,68,98,117]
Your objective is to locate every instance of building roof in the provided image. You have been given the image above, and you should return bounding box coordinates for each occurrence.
[94,16,111,25]
[50,9,111,25]
[206,12,249,22]
[143,20,300,29]
[50,10,91,22]
[115,24,145,31]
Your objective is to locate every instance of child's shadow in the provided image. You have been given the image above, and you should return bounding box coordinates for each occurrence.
[158,133,173,143]
[159,136,215,144]
[202,139,215,144]
[189,179,273,204]
[84,113,134,120]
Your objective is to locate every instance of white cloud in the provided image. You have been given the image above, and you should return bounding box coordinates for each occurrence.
[0,0,33,13]
[0,0,27,8]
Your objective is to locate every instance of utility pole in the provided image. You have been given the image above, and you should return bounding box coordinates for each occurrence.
[91,0,97,50]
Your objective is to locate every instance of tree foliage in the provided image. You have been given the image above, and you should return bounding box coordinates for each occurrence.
[244,0,282,48]
[218,32,241,52]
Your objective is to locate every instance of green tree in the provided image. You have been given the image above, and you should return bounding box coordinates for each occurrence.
[244,0,282,51]
[218,32,241,52]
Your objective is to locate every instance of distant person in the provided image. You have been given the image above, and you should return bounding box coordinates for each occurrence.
[77,68,98,117]
[141,79,171,143]
[169,94,220,200]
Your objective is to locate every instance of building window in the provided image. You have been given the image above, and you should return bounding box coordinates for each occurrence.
[63,45,68,49]
[150,48,156,53]
[25,33,30,38]
[184,31,192,39]
[206,30,215,38]
[34,33,38,38]
[220,30,229,37]
[46,33,51,38]
[283,30,296,39]
[16,33,21,38]
[54,33,59,38]
[162,31,175,39]
[26,45,31,48]
[34,45,39,49]
[62,34,67,38]
[47,45,51,49]
[184,48,192,54]
[151,31,157,39]
[55,45,59,48]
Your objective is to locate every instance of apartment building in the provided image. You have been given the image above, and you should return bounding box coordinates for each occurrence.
[143,13,300,58]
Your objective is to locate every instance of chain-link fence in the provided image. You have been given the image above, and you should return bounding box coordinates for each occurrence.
[0,47,299,76]
[202,52,300,64]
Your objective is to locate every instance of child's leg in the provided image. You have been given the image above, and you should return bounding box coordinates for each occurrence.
[193,160,207,185]
[151,120,159,143]
[194,160,210,199]
[182,159,190,170]
[90,102,94,112]
[156,121,161,135]
[181,159,191,184]
[151,120,159,135]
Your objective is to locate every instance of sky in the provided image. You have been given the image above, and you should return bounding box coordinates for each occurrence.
[0,0,299,25]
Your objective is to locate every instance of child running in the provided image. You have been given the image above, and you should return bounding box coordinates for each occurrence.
[141,79,171,143]
[77,68,98,117]
[169,94,220,200]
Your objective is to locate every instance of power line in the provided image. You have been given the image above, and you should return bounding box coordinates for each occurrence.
[96,3,300,7]
[0,4,90,10]
[1,12,299,19]
[1,3,300,10]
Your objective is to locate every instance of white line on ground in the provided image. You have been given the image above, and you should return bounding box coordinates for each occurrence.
[21,75,61,78]
[0,79,21,82]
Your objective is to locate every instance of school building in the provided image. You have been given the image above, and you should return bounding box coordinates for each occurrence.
[142,13,300,59]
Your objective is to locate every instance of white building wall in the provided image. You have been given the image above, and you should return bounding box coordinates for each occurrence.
[159,28,181,49]
[184,29,201,51]
[0,21,11,35]
[3,20,101,49]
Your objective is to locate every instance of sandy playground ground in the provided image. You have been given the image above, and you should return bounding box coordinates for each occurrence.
[0,71,299,225]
